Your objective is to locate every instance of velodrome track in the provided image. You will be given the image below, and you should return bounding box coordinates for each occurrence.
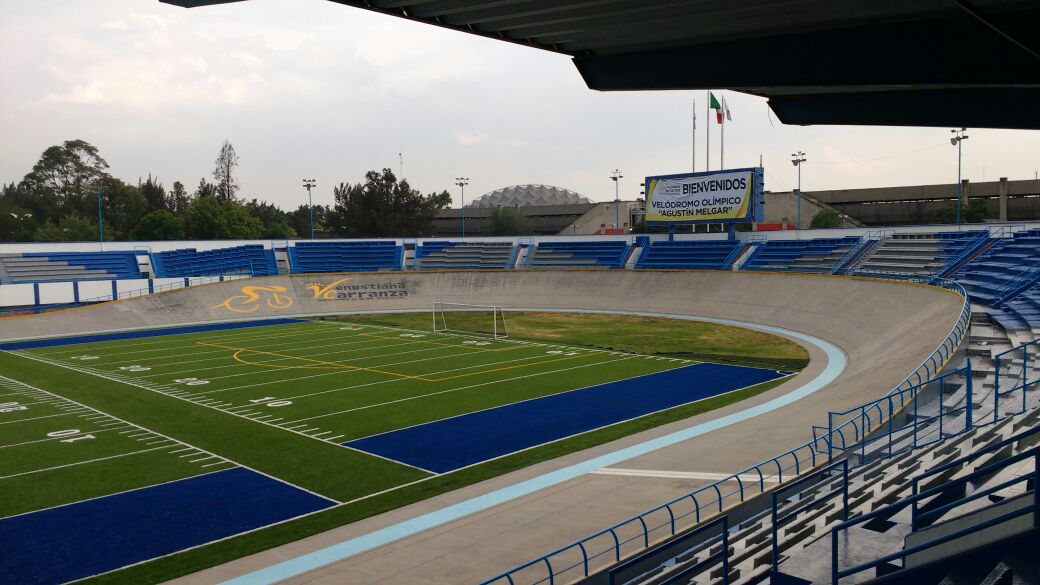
[0,270,964,584]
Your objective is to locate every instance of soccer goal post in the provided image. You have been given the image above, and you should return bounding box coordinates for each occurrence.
[432,302,509,339]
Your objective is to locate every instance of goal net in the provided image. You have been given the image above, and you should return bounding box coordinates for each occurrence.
[432,302,508,339]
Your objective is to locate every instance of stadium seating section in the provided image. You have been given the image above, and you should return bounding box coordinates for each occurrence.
[526,240,629,269]
[415,241,516,270]
[635,240,743,270]
[0,252,141,284]
[289,241,402,273]
[742,236,861,273]
[150,245,278,278]
[855,230,990,275]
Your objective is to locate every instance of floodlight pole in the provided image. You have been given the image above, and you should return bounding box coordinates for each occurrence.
[302,179,317,239]
[97,185,104,248]
[951,128,969,226]
[611,169,623,229]
[455,177,469,238]
[791,151,806,234]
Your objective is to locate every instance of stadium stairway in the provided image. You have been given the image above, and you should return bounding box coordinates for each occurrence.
[741,237,860,273]
[854,231,989,276]
[414,241,516,270]
[525,241,630,269]
[955,229,1040,305]
[0,251,141,283]
[288,241,402,273]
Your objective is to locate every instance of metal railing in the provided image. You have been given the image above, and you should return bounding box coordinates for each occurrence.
[478,275,971,585]
[992,258,1040,306]
[831,445,1039,583]
[994,339,1040,422]
[937,229,993,277]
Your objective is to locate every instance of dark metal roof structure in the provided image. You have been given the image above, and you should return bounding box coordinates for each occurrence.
[160,0,1040,129]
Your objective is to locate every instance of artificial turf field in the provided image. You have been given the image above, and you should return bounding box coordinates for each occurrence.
[0,313,805,584]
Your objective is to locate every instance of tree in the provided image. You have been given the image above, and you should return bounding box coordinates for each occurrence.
[184,196,262,239]
[489,206,532,235]
[326,169,451,237]
[193,178,217,199]
[246,199,297,239]
[933,198,988,224]
[809,209,843,229]
[287,204,327,238]
[168,181,192,214]
[130,210,185,240]
[0,198,37,242]
[213,140,240,201]
[139,175,167,212]
[20,139,111,222]
[100,177,148,240]
[33,214,101,242]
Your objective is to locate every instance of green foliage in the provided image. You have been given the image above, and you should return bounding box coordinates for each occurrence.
[933,197,989,224]
[212,140,239,201]
[33,214,102,242]
[246,199,297,239]
[287,204,327,238]
[184,196,262,239]
[130,210,185,241]
[809,208,843,229]
[326,169,448,237]
[488,206,532,235]
[139,175,168,212]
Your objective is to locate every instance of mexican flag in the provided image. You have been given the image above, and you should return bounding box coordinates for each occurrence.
[710,92,723,124]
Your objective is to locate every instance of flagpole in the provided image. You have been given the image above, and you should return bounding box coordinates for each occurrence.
[721,94,725,170]
[705,91,711,171]
[692,98,696,173]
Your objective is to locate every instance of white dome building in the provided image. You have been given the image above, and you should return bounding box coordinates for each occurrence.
[466,185,593,208]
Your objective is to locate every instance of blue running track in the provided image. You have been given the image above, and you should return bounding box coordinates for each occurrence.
[0,468,333,585]
[346,362,788,473]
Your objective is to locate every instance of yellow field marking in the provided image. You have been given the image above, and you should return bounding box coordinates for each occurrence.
[195,339,597,383]
[195,341,427,381]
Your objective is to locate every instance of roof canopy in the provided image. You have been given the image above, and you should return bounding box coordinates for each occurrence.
[161,0,1040,129]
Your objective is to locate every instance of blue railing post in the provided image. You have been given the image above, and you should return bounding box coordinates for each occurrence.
[830,527,839,585]
[1023,346,1030,415]
[995,354,1002,424]
[722,516,730,585]
[913,388,919,449]
[966,360,973,430]
[770,490,779,577]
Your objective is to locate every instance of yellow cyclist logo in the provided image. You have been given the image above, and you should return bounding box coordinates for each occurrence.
[306,277,351,300]
[214,285,295,313]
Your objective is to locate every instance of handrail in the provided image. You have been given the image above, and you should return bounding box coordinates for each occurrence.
[831,446,1039,583]
[992,258,1040,305]
[937,229,992,277]
[830,235,873,274]
[478,273,971,585]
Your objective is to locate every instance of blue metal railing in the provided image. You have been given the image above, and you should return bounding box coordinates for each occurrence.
[478,275,972,585]
[992,258,1040,306]
[606,516,729,585]
[831,445,1039,583]
[937,229,994,277]
[993,339,1040,422]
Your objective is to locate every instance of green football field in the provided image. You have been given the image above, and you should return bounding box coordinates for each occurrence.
[0,314,803,584]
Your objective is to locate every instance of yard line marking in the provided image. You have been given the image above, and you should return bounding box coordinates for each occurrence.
[189,455,217,463]
[284,355,639,425]
[0,412,73,425]
[7,351,429,480]
[0,427,120,450]
[195,341,431,380]
[201,461,229,468]
[169,447,195,454]
[0,446,171,480]
[0,366,338,503]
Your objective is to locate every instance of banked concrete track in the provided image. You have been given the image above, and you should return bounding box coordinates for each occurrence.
[0,271,963,584]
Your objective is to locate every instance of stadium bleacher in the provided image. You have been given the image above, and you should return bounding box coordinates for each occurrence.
[414,241,516,270]
[741,236,861,273]
[854,231,991,276]
[635,240,744,270]
[0,251,141,284]
[954,229,1040,305]
[289,241,402,273]
[525,240,629,269]
[150,245,278,278]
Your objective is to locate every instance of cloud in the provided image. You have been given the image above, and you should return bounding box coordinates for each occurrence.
[454,131,489,145]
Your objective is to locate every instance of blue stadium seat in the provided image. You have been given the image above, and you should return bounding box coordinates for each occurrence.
[289,241,402,273]
[415,241,516,270]
[526,240,629,269]
[1,251,142,283]
[150,245,278,278]
[635,240,743,270]
[742,237,861,273]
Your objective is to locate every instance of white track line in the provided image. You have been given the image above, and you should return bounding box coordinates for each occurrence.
[589,468,782,483]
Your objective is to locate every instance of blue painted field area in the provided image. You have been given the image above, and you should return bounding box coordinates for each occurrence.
[346,363,788,473]
[0,468,333,585]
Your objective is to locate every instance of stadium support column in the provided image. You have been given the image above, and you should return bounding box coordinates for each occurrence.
[999,177,1008,221]
[951,128,969,226]
[668,225,675,242]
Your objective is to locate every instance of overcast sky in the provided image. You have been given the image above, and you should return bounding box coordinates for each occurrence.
[2,0,1039,210]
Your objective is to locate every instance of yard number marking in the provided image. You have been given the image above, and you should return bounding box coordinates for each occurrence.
[119,365,152,372]
[70,355,98,361]
[249,397,293,408]
[47,429,96,443]
[0,401,27,413]
[173,377,210,386]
